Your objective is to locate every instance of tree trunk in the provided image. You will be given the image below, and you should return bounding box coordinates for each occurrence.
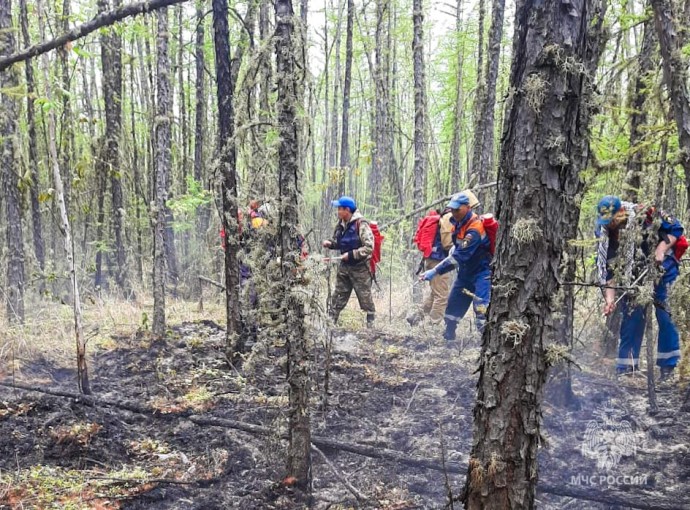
[470,0,486,186]
[1,0,25,324]
[99,0,129,292]
[194,0,205,188]
[412,0,427,212]
[129,57,145,282]
[474,0,506,204]
[177,4,189,194]
[624,16,658,203]
[462,0,605,506]
[328,0,343,198]
[448,0,466,192]
[275,0,312,491]
[59,0,73,215]
[153,7,172,338]
[19,0,46,296]
[339,0,354,195]
[651,0,690,207]
[370,0,390,208]
[212,0,242,355]
[37,0,89,394]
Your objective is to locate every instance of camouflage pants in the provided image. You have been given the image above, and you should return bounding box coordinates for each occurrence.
[331,262,376,315]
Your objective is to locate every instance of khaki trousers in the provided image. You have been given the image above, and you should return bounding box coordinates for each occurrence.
[422,258,451,321]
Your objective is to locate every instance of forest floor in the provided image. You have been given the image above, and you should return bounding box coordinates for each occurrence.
[1,292,690,509]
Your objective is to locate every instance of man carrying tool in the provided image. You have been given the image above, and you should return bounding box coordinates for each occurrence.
[596,195,686,380]
[420,192,492,342]
[323,196,376,328]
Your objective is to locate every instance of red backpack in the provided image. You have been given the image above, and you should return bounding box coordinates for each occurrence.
[413,212,441,258]
[480,214,499,256]
[354,219,384,277]
[674,235,689,261]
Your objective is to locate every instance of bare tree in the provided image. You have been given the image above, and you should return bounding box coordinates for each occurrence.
[37,0,90,393]
[275,0,311,490]
[448,0,466,191]
[212,0,242,355]
[153,7,172,338]
[1,0,25,323]
[462,0,606,505]
[339,0,354,195]
[412,0,427,211]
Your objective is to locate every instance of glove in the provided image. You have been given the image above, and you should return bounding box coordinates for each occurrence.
[421,269,437,281]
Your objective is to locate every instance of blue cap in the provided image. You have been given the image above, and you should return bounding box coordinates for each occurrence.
[331,196,357,212]
[447,192,471,209]
[596,195,622,226]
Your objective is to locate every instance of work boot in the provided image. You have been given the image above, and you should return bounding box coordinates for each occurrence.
[616,366,638,377]
[406,311,422,327]
[366,313,375,329]
[443,319,457,342]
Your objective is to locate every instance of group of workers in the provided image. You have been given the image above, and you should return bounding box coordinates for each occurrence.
[321,192,684,381]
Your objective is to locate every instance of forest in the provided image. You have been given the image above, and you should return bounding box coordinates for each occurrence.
[1,0,690,507]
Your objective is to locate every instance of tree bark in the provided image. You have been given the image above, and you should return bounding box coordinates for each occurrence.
[470,0,486,186]
[370,0,391,207]
[59,0,73,217]
[462,0,606,506]
[19,0,45,296]
[339,0,354,195]
[212,0,242,355]
[153,7,172,338]
[275,0,312,491]
[99,0,129,292]
[624,16,657,202]
[448,0,466,192]
[473,0,506,202]
[651,0,690,206]
[37,0,89,393]
[1,0,25,323]
[193,0,206,189]
[412,0,427,212]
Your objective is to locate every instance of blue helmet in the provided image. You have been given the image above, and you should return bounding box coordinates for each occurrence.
[596,195,622,226]
[331,196,357,212]
[447,192,471,209]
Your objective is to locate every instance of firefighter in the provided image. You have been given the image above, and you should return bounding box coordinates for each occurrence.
[420,192,492,341]
[323,196,376,328]
[596,195,685,381]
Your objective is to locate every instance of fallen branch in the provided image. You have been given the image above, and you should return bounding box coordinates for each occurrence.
[2,381,687,510]
[198,275,226,291]
[0,0,191,72]
[312,444,370,504]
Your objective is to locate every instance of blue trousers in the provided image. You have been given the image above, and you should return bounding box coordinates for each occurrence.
[617,266,681,370]
[444,269,491,339]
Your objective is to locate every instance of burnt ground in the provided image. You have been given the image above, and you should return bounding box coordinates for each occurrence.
[1,318,689,509]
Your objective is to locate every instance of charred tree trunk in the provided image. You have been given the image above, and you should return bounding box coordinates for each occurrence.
[624,16,657,202]
[412,0,427,211]
[339,0,354,195]
[462,0,605,506]
[19,0,45,296]
[153,7,172,338]
[1,0,25,323]
[651,0,690,206]
[213,0,242,355]
[448,0,466,192]
[275,0,312,491]
[99,0,129,292]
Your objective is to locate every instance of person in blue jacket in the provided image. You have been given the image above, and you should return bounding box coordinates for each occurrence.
[596,195,683,380]
[420,192,492,342]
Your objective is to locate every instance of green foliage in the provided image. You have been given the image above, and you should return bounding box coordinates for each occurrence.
[167,176,213,232]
